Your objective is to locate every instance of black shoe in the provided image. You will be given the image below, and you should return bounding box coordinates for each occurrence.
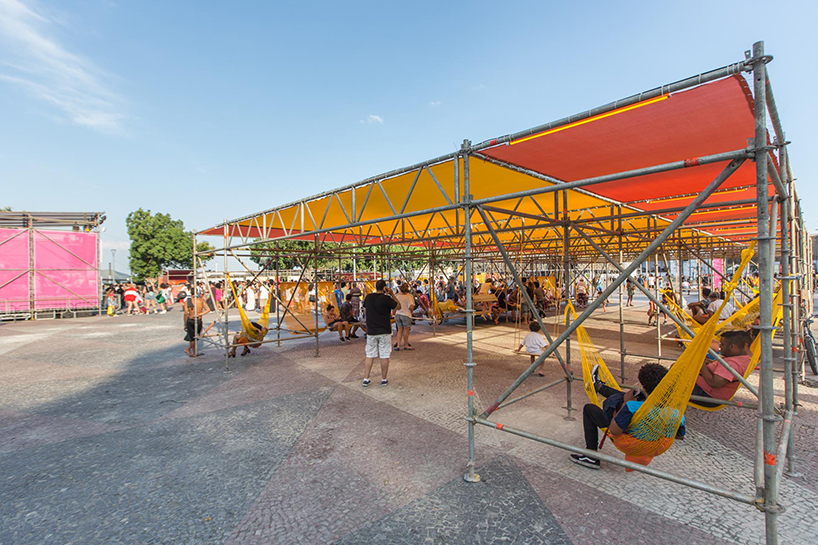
[591,364,604,393]
[362,379,371,387]
[570,454,600,469]
[350,334,359,339]
[381,379,388,386]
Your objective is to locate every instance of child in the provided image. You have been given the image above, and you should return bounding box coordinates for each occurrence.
[515,322,550,376]
[106,289,117,317]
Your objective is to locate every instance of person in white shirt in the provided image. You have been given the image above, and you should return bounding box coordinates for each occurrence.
[515,322,550,376]
[706,291,735,321]
[258,282,270,311]
[245,283,256,312]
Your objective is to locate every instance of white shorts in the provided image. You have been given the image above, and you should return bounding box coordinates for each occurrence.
[365,333,392,359]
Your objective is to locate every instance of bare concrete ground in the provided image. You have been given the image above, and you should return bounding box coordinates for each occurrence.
[1,298,816,544]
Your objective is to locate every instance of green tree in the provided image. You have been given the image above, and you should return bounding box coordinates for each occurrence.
[248,239,430,275]
[126,208,214,280]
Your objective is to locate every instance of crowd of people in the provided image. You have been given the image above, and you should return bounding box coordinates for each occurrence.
[105,283,175,316]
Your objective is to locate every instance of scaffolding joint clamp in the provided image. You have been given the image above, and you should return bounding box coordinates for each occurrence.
[463,362,477,368]
[743,53,773,67]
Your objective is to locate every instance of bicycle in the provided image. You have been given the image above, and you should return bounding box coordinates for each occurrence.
[803,315,818,375]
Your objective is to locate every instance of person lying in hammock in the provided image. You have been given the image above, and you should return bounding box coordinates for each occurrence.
[229,321,268,357]
[571,363,686,470]
[691,330,752,407]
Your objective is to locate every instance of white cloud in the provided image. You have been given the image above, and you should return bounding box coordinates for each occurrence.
[429,100,442,107]
[100,238,130,253]
[0,0,126,132]
[360,114,383,124]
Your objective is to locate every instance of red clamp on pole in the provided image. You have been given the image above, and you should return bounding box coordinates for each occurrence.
[489,139,497,146]
[495,423,504,430]
[467,390,474,396]
[485,402,500,415]
[764,451,777,466]
[683,157,700,168]
[736,401,743,408]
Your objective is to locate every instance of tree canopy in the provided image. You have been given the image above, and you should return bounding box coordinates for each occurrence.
[126,208,213,280]
[247,239,444,275]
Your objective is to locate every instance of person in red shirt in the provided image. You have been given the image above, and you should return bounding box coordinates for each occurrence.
[691,330,752,407]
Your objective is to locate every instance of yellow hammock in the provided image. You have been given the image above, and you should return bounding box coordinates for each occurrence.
[688,289,782,411]
[227,274,272,343]
[574,242,756,464]
[665,280,779,343]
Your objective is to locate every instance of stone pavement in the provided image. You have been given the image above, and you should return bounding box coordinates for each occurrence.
[1,301,817,544]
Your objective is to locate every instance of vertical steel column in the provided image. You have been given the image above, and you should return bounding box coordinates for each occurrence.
[779,193,798,476]
[752,41,778,544]
[462,143,480,483]
[655,219,662,360]
[224,222,230,370]
[618,205,626,382]
[275,242,281,347]
[96,227,102,316]
[562,191,574,420]
[431,247,436,336]
[193,231,199,357]
[314,234,320,358]
[28,214,34,319]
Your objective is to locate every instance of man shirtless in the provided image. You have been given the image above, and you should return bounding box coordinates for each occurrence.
[184,293,210,357]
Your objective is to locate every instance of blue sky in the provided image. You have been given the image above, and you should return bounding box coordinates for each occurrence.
[1,0,815,272]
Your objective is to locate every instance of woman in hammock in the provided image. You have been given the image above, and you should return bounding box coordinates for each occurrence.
[229,321,269,357]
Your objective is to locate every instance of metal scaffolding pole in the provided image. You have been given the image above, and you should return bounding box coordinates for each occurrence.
[477,158,742,418]
[314,234,320,358]
[618,205,626,382]
[570,219,760,397]
[223,223,230,370]
[751,41,779,544]
[193,232,199,357]
[563,191,574,419]
[462,143,480,483]
[779,192,798,477]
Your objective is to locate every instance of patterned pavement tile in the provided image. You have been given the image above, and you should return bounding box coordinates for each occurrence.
[226,385,476,545]
[336,457,571,545]
[0,389,331,545]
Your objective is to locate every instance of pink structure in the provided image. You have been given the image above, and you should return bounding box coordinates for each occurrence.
[0,212,104,317]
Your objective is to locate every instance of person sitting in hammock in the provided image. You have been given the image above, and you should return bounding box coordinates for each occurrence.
[229,321,268,357]
[323,304,351,342]
[690,330,752,407]
[571,362,685,470]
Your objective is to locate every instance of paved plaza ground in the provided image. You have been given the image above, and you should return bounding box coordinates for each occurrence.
[2,298,818,544]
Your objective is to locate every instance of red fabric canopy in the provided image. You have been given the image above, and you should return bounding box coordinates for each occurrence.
[479,76,761,231]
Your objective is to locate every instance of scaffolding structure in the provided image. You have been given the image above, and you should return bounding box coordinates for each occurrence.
[0,211,106,320]
[194,42,811,544]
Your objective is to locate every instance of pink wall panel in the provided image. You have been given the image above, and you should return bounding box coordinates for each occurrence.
[33,231,99,310]
[0,228,99,312]
[0,229,30,312]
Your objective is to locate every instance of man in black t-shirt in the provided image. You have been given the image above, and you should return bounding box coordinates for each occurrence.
[362,280,400,387]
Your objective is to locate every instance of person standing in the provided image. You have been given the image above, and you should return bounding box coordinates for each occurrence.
[362,280,400,387]
[394,282,415,351]
[245,282,256,312]
[349,282,363,320]
[184,292,210,357]
[258,281,269,312]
